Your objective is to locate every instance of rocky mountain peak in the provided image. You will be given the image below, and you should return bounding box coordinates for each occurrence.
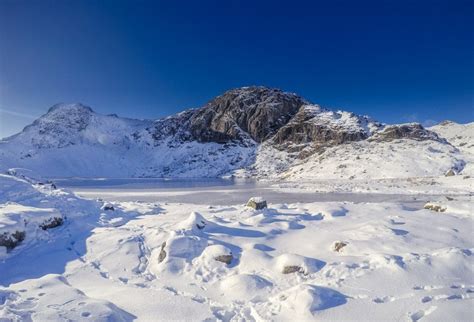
[188,86,308,143]
[45,103,94,116]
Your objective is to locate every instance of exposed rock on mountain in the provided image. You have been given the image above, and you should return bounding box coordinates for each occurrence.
[0,86,469,179]
[271,104,382,156]
[369,123,443,142]
[188,87,307,143]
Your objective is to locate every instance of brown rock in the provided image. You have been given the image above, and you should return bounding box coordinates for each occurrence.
[246,197,267,210]
[334,241,347,252]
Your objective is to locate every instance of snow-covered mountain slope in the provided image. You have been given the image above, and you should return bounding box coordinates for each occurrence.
[0,87,469,179]
[429,121,474,176]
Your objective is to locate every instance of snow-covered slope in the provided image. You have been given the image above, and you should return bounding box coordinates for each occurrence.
[429,121,474,176]
[0,87,470,179]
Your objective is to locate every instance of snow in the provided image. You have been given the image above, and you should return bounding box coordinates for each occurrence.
[0,102,472,320]
[0,171,472,321]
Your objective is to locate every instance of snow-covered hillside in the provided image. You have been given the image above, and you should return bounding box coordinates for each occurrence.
[0,87,471,179]
[430,121,474,176]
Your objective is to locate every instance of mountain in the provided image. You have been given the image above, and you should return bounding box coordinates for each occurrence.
[0,86,469,179]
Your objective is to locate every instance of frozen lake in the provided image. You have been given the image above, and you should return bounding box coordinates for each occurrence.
[55,177,442,206]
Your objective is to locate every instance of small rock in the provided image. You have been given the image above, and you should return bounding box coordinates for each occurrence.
[214,254,233,265]
[246,197,267,210]
[334,241,347,252]
[445,169,456,177]
[102,204,115,211]
[282,265,303,274]
[446,196,454,201]
[40,217,64,230]
[158,242,167,263]
[423,203,446,212]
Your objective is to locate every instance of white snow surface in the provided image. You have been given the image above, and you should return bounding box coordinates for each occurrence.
[0,172,473,321]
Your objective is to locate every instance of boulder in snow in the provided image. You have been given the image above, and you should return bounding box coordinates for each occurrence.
[423,202,447,212]
[274,253,324,275]
[333,241,347,252]
[246,197,267,210]
[101,204,115,211]
[158,241,167,263]
[445,169,456,177]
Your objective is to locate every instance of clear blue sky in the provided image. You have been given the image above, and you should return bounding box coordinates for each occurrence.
[0,0,472,138]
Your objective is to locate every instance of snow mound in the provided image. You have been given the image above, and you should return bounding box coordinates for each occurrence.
[175,211,209,233]
[0,274,134,321]
[273,253,325,274]
[219,273,273,302]
[279,284,347,316]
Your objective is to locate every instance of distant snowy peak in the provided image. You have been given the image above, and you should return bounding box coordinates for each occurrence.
[8,103,150,149]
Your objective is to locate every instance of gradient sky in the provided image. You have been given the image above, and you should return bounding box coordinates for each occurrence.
[0,0,473,138]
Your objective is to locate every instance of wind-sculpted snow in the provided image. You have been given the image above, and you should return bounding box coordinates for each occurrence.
[0,86,470,179]
[1,176,472,320]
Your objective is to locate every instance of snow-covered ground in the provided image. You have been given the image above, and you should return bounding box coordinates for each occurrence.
[0,172,472,321]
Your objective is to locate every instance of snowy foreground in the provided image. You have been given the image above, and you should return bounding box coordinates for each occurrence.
[0,173,473,321]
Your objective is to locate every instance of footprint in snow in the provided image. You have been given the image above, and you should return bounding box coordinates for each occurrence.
[410,306,437,321]
[373,296,395,303]
[389,218,405,225]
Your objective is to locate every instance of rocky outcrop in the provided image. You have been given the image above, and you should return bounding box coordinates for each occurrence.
[189,87,307,143]
[39,217,64,230]
[0,231,26,250]
[369,123,443,142]
[271,105,377,154]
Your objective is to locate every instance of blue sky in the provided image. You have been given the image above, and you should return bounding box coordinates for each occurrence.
[0,0,472,138]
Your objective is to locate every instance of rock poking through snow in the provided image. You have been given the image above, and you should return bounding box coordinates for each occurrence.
[102,204,115,211]
[246,197,267,210]
[445,169,456,177]
[39,217,64,230]
[334,241,347,252]
[0,231,25,250]
[423,202,447,212]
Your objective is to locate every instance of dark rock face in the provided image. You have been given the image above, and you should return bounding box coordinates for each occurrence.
[189,87,307,143]
[271,106,371,154]
[147,87,307,145]
[370,124,443,142]
[0,231,26,250]
[40,217,64,230]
